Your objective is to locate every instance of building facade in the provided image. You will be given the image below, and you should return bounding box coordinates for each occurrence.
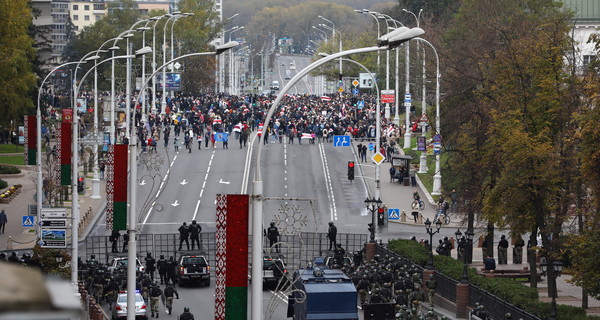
[561,0,600,69]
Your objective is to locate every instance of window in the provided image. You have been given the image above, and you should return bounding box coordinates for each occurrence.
[583,55,596,68]
[73,4,78,10]
[73,15,78,21]
[84,15,90,21]
[84,5,89,11]
[94,4,103,10]
[95,15,101,21]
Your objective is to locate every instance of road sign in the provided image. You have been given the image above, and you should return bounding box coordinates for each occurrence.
[357,101,365,109]
[404,93,412,102]
[381,90,395,104]
[372,152,385,165]
[338,87,344,93]
[333,135,351,147]
[433,134,442,142]
[420,114,429,122]
[40,219,67,228]
[22,216,35,227]
[41,208,67,218]
[388,209,400,220]
[40,229,67,248]
[351,88,359,95]
[352,80,359,87]
[359,73,376,88]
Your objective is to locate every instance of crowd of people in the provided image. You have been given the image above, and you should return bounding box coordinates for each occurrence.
[78,254,193,318]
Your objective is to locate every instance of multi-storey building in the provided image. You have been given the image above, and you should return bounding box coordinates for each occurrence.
[69,1,105,33]
[561,0,600,69]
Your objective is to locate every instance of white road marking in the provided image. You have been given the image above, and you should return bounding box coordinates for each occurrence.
[180,179,188,185]
[171,200,180,207]
[319,142,337,221]
[192,149,216,219]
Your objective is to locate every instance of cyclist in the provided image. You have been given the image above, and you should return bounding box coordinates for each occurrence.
[411,192,424,210]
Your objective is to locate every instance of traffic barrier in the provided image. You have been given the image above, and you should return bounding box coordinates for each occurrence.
[78,206,93,238]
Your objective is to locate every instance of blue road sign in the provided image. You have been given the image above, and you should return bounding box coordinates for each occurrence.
[357,101,365,109]
[22,215,35,227]
[388,209,400,220]
[404,93,411,103]
[352,88,359,95]
[333,135,351,147]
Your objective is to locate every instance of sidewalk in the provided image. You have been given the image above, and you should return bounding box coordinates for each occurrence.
[354,145,600,316]
[0,165,107,252]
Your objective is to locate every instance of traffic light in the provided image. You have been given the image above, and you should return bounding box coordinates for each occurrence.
[377,207,385,226]
[77,176,85,193]
[347,161,355,181]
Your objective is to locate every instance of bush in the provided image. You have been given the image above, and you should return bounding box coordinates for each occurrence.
[0,179,6,189]
[386,239,592,319]
[0,165,21,174]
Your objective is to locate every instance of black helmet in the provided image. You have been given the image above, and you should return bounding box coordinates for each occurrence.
[192,220,197,224]
[329,222,333,225]
[184,307,190,312]
[270,222,275,226]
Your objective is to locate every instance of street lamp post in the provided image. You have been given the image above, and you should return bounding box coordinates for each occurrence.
[319,24,343,90]
[355,10,381,69]
[161,13,183,114]
[425,218,443,269]
[318,15,342,81]
[364,197,382,242]
[541,260,563,320]
[229,26,244,94]
[414,37,442,195]
[36,61,81,245]
[252,26,424,320]
[455,229,475,283]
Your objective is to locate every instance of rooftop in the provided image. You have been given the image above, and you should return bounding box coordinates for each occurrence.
[561,0,600,24]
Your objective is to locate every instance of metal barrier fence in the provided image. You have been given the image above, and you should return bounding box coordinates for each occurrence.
[435,272,457,302]
[469,284,539,320]
[84,232,368,270]
[375,244,541,320]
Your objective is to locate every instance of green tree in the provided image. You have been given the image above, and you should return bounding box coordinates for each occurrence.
[442,0,578,297]
[0,0,37,126]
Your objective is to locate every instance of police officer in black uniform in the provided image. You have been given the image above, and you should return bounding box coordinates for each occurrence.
[179,307,195,320]
[178,222,190,251]
[267,222,280,252]
[189,220,202,250]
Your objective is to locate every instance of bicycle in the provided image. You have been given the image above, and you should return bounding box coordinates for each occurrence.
[434,209,451,225]
[411,199,425,210]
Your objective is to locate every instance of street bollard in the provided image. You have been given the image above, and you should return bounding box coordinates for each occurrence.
[7,236,12,250]
[401,210,407,222]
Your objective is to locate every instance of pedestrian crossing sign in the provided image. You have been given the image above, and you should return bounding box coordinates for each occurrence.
[388,209,400,220]
[22,215,35,227]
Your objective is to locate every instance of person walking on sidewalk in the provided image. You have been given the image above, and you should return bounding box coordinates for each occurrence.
[409,166,417,187]
[0,210,7,234]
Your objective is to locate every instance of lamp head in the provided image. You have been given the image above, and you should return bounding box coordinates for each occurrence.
[318,52,329,57]
[122,33,134,38]
[135,46,152,56]
[85,55,101,61]
[137,27,151,31]
[378,27,409,46]
[386,27,425,48]
[402,9,408,12]
[109,46,119,51]
[540,261,548,274]
[553,261,563,275]
[424,218,431,230]
[466,230,475,241]
[216,41,239,55]
[435,219,443,230]
[455,229,462,239]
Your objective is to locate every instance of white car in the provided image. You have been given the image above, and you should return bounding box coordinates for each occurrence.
[111,291,148,319]
[108,257,145,273]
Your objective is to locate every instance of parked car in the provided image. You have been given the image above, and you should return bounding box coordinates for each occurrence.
[176,254,210,287]
[108,257,145,273]
[249,258,289,288]
[111,291,147,320]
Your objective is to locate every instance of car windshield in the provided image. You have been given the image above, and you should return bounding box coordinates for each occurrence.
[117,294,143,303]
[182,257,206,265]
[264,260,283,270]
